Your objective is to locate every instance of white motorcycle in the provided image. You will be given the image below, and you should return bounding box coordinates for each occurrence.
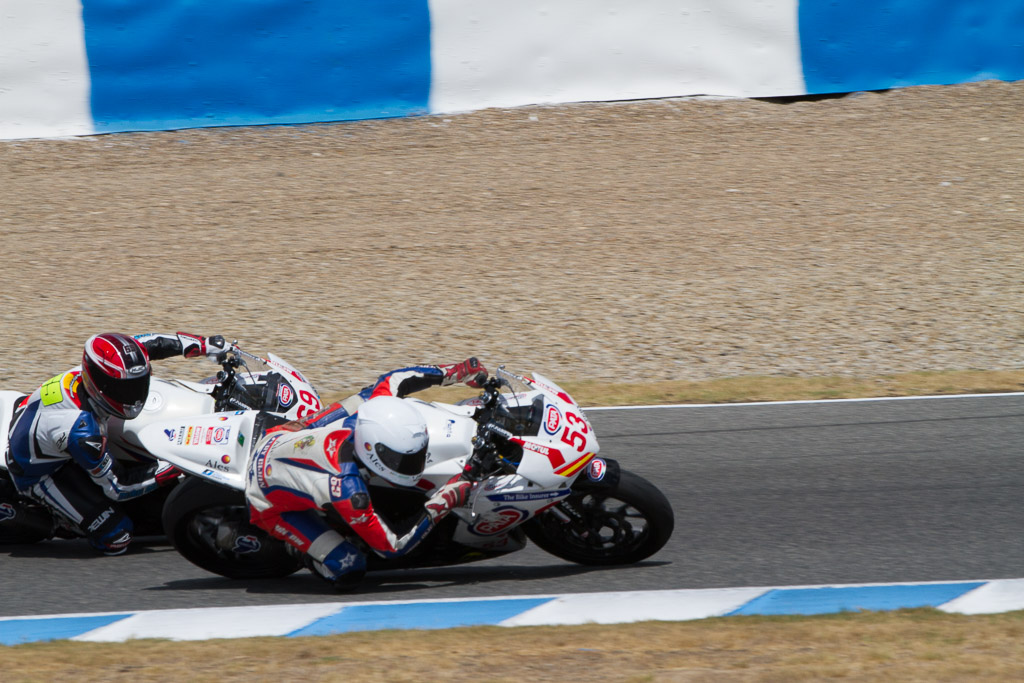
[0,344,322,545]
[137,367,675,581]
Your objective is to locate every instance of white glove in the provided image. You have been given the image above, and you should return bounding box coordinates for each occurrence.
[203,335,230,359]
[425,476,474,522]
[176,332,229,359]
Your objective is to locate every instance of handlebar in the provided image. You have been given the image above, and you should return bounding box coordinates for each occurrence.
[461,376,515,482]
[209,345,260,412]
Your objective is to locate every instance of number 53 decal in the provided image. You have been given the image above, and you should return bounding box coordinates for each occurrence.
[560,412,589,452]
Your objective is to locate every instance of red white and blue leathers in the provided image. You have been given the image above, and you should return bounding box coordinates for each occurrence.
[5,332,220,553]
[246,362,480,584]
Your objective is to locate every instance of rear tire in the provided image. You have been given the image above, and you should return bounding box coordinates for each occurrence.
[524,469,674,565]
[162,477,302,579]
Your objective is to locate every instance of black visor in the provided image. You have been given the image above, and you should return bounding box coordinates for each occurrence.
[103,374,150,405]
[85,357,151,404]
[374,442,428,476]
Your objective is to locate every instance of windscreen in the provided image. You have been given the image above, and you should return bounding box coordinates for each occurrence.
[492,368,544,437]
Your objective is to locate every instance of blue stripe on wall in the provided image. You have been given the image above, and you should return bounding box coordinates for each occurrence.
[727,582,984,616]
[82,1,432,133]
[799,0,1024,94]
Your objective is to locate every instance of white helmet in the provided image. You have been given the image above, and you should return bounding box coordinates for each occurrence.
[354,396,429,487]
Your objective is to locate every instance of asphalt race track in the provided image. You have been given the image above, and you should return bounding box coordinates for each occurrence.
[2,394,1022,618]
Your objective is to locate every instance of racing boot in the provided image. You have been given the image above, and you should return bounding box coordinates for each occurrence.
[306,532,368,592]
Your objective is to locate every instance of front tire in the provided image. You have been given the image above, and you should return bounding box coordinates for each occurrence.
[524,469,674,565]
[162,477,302,579]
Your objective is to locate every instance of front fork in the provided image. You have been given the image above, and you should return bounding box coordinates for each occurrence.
[545,457,622,538]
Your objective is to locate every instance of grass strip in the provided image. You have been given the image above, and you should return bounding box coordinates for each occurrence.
[4,609,1024,681]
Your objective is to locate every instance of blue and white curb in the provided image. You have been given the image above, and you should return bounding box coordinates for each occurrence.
[3,579,1023,646]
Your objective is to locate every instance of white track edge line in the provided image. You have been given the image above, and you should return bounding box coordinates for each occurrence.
[585,391,1024,411]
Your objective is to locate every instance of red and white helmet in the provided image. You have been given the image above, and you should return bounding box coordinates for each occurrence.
[81,333,151,419]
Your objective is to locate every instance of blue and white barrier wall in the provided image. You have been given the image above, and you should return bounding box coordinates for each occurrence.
[2,0,1023,140]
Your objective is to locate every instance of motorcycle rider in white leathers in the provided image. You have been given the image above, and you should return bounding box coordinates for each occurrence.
[5,332,228,554]
[246,358,487,590]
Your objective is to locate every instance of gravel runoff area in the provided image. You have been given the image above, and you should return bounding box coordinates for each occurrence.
[1,80,1022,396]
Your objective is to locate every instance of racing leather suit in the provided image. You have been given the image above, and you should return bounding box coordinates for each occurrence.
[5,332,222,554]
[246,361,483,588]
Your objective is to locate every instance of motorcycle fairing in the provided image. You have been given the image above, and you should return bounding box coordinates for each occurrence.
[136,411,258,489]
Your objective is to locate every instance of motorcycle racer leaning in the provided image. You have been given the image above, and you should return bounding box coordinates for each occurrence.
[5,332,229,554]
[245,358,487,591]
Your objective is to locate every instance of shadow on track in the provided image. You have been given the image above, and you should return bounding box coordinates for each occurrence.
[150,561,672,597]
[0,536,174,558]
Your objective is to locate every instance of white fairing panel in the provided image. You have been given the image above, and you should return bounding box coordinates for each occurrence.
[106,379,216,459]
[136,412,257,490]
[408,399,476,472]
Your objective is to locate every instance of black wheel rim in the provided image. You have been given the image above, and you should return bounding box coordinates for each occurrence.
[184,505,267,562]
[547,492,652,559]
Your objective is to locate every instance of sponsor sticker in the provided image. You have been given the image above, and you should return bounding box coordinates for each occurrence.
[233,535,262,554]
[0,502,16,521]
[521,440,555,457]
[485,490,569,503]
[254,456,266,487]
[88,507,115,533]
[517,438,567,470]
[273,524,305,548]
[204,458,231,473]
[469,506,528,536]
[277,382,295,408]
[587,458,607,482]
[364,451,388,476]
[202,468,230,483]
[163,428,176,442]
[293,435,315,451]
[254,435,280,488]
[543,405,562,435]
